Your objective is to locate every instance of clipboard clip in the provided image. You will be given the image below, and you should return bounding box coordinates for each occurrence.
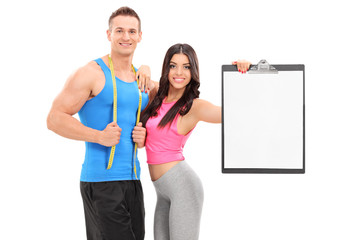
[248,59,278,74]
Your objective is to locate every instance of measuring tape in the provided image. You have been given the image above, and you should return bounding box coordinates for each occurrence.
[107,55,142,180]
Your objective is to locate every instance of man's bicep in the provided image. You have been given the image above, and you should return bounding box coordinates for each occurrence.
[52,69,92,116]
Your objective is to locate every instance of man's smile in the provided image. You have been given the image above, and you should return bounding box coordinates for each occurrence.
[120,43,132,47]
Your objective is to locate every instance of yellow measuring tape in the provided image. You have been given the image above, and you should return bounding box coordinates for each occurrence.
[107,55,142,180]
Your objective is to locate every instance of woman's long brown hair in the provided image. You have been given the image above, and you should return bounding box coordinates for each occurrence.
[141,43,200,128]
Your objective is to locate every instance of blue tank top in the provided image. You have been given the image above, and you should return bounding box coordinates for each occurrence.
[78,58,149,182]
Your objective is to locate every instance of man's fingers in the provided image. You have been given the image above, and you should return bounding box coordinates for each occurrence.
[108,122,122,132]
[108,121,117,127]
[133,122,144,130]
[132,122,145,140]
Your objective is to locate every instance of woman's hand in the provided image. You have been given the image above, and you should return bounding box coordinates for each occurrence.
[232,60,251,73]
[136,65,152,93]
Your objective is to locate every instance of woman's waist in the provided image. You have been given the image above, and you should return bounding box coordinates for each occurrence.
[148,160,183,181]
[146,148,184,164]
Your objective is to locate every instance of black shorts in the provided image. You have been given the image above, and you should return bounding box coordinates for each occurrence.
[80,180,145,240]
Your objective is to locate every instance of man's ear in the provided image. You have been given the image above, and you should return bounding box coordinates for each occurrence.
[106,29,111,42]
[138,31,142,43]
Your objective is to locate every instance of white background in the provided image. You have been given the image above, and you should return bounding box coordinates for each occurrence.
[1,0,359,239]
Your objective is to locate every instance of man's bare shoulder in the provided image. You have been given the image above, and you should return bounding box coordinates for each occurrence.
[57,60,101,97]
[74,60,103,79]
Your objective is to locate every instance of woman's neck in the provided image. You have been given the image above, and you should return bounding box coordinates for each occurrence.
[166,87,185,103]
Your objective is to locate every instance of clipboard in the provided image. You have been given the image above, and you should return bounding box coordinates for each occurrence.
[222,60,305,173]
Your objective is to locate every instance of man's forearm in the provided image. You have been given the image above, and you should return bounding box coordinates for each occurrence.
[47,110,101,143]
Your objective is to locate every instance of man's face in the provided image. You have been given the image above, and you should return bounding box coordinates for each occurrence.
[107,15,142,56]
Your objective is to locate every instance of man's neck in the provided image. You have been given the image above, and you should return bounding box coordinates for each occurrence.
[109,51,134,73]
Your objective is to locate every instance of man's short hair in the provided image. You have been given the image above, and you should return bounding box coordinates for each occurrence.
[108,6,141,32]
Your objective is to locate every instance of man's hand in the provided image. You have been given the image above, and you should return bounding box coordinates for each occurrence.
[132,122,146,148]
[136,65,152,93]
[98,122,122,147]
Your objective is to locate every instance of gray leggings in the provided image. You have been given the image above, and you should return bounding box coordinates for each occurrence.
[152,161,204,240]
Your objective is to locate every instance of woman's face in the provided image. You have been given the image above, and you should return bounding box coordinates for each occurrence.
[168,53,192,92]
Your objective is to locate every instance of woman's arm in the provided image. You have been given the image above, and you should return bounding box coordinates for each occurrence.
[192,99,221,124]
[177,99,221,135]
[190,59,250,122]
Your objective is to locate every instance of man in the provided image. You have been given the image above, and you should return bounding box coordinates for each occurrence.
[47,7,152,240]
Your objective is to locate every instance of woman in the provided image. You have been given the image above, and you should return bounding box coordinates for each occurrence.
[140,43,250,240]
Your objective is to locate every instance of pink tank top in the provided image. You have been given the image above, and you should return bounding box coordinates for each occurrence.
[145,99,195,164]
